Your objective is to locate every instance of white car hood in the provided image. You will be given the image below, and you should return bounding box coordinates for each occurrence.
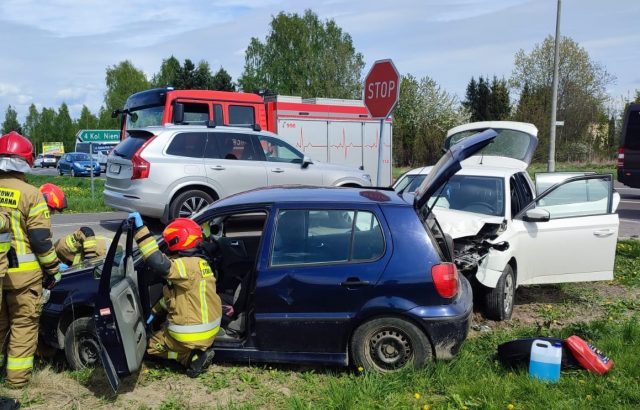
[432,207,504,239]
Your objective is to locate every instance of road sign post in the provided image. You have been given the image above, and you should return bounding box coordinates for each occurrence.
[364,59,400,186]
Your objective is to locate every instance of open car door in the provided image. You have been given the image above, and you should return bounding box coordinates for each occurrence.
[512,174,619,285]
[94,219,146,393]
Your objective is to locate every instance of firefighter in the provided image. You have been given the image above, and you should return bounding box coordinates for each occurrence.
[0,131,60,388]
[128,211,221,377]
[39,183,107,267]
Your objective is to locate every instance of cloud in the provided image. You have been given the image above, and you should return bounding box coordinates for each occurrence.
[0,83,20,97]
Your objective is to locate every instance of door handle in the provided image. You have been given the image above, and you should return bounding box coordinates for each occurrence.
[593,229,615,238]
[230,240,240,246]
[271,168,285,173]
[210,165,225,171]
[340,277,370,288]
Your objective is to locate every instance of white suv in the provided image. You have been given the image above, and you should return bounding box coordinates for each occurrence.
[104,124,372,221]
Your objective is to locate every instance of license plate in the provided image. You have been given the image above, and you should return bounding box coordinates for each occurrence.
[110,164,121,174]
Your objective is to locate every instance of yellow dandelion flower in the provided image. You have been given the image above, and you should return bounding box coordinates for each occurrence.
[507,404,515,410]
[357,366,364,372]
[414,393,421,400]
[422,405,430,410]
[586,395,593,401]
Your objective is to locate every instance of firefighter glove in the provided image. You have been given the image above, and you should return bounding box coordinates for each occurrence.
[128,211,143,229]
[43,272,62,290]
[59,262,69,271]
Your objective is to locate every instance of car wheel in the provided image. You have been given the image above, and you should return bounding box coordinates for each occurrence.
[351,317,432,373]
[483,264,516,321]
[58,168,63,176]
[64,317,100,370]
[169,190,215,220]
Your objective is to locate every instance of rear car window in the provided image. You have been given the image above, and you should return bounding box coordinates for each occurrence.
[113,132,151,159]
[166,132,206,158]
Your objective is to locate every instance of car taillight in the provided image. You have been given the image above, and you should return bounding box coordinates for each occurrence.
[617,148,624,168]
[431,262,458,298]
[131,136,156,180]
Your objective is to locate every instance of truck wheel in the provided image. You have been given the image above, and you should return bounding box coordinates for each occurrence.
[169,190,214,220]
[351,317,432,372]
[64,317,100,370]
[483,264,516,321]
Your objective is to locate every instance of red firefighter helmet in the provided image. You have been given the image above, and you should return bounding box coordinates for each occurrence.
[0,131,34,167]
[163,218,203,252]
[39,183,68,212]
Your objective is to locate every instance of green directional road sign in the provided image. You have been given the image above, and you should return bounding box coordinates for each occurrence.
[76,129,120,142]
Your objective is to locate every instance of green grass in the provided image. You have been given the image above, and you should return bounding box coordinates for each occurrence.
[26,174,113,213]
[528,161,616,178]
[613,240,640,287]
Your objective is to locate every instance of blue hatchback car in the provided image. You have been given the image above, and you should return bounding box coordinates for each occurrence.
[57,152,101,177]
[41,129,497,392]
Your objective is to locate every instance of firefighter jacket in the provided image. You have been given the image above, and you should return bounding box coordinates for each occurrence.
[134,226,221,349]
[0,211,11,277]
[55,227,107,266]
[0,172,59,289]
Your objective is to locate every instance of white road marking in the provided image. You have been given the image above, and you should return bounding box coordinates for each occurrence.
[619,200,640,204]
[620,218,640,224]
[52,220,121,227]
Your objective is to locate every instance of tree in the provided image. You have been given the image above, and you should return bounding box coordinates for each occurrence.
[1,105,22,134]
[393,75,469,166]
[238,9,365,99]
[211,68,235,91]
[102,60,150,128]
[35,108,57,154]
[510,36,615,161]
[152,55,182,87]
[76,105,99,130]
[55,103,75,152]
[463,76,510,122]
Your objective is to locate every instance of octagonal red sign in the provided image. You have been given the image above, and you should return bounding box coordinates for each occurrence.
[364,59,400,119]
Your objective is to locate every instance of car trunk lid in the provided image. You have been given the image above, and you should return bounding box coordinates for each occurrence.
[106,130,154,189]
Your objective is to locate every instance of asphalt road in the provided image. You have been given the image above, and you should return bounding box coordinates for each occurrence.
[615,182,640,239]
[29,166,106,179]
[51,212,164,243]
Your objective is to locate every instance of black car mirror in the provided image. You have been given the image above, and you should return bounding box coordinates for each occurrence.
[523,208,550,223]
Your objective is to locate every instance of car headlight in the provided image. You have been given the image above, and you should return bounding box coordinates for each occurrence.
[74,162,81,168]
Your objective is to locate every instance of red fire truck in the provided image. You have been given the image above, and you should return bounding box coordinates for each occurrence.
[115,88,392,185]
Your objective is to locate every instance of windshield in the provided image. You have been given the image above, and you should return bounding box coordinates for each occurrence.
[432,175,505,217]
[126,106,164,129]
[448,128,533,161]
[71,153,92,161]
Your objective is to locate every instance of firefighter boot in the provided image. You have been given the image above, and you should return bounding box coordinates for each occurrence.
[186,348,215,378]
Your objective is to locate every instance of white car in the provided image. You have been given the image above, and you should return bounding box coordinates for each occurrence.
[394,121,620,320]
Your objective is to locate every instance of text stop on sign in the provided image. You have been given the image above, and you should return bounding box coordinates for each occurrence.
[363,59,400,119]
[367,80,396,99]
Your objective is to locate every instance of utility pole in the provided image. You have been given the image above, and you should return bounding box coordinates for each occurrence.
[548,0,561,172]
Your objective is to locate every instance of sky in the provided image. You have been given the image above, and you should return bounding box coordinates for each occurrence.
[0,0,638,121]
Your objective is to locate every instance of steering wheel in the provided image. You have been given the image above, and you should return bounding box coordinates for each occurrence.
[461,202,496,214]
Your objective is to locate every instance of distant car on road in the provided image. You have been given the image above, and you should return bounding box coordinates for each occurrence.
[33,154,43,168]
[57,152,101,177]
[394,121,620,321]
[104,125,373,222]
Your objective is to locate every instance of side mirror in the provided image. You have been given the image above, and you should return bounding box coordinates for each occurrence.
[301,155,313,169]
[523,208,550,223]
[172,102,184,124]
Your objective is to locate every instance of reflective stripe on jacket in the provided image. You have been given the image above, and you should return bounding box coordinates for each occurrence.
[0,173,59,288]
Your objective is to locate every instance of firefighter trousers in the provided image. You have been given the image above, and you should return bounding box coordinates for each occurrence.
[147,327,194,367]
[0,282,42,387]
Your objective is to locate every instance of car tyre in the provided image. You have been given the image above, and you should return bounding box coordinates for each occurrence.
[351,317,432,373]
[64,317,100,370]
[58,168,63,176]
[169,189,215,220]
[483,264,515,321]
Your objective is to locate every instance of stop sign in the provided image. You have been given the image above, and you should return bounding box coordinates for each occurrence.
[364,59,400,119]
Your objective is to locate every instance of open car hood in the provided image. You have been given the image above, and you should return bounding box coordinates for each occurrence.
[444,121,538,170]
[432,207,504,239]
[413,129,497,214]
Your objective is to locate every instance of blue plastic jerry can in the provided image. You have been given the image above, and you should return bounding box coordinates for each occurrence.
[529,340,562,383]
